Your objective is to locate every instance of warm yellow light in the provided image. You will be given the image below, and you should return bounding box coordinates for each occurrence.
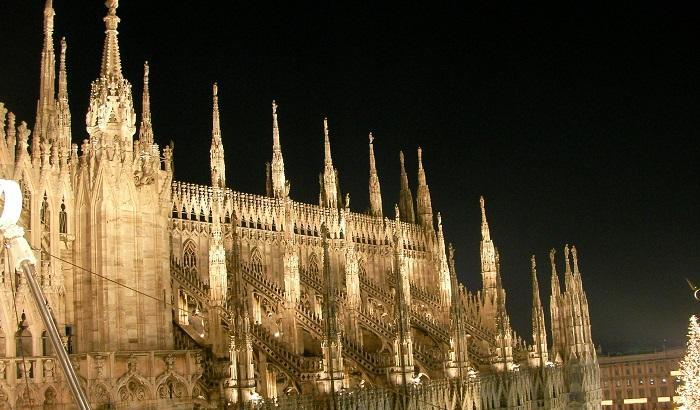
[601,399,613,405]
[623,398,647,404]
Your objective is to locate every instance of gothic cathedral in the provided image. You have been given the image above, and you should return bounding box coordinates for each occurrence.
[0,1,602,409]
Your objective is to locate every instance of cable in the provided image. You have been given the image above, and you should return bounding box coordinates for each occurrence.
[44,251,210,323]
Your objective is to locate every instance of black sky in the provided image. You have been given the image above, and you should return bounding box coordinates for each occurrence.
[1,1,698,353]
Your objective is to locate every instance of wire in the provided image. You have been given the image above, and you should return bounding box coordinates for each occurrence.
[44,251,210,322]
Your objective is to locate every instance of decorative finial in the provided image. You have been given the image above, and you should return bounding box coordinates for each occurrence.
[437,211,442,226]
[144,61,149,82]
[571,245,579,274]
[564,244,571,273]
[394,204,400,219]
[549,249,556,269]
[417,146,423,165]
[213,82,218,97]
[272,100,277,115]
[369,132,374,144]
[399,150,405,167]
[105,0,119,15]
[531,255,536,273]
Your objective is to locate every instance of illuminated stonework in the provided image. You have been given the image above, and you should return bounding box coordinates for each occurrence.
[0,1,602,408]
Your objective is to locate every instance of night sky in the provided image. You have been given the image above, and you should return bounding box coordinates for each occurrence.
[1,2,698,353]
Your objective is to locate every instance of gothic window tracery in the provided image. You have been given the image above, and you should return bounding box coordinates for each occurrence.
[308,254,319,276]
[183,241,197,274]
[250,248,263,273]
[157,376,186,399]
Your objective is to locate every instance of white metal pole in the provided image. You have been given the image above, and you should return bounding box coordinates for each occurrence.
[1,179,91,410]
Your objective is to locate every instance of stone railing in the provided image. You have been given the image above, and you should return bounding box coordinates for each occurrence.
[340,334,386,375]
[298,266,323,293]
[356,304,395,339]
[0,356,59,384]
[412,341,446,370]
[409,306,450,344]
[358,272,394,304]
[171,255,210,302]
[409,283,441,308]
[250,324,321,378]
[241,262,285,303]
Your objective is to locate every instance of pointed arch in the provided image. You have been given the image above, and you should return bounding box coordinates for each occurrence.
[43,385,58,408]
[90,382,112,406]
[118,376,150,402]
[15,313,32,356]
[308,253,319,275]
[183,240,197,275]
[250,248,263,274]
[59,198,67,234]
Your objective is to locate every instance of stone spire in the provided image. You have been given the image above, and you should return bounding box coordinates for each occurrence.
[138,62,153,146]
[35,0,56,143]
[415,147,434,230]
[436,213,452,308]
[270,100,288,198]
[100,0,123,79]
[210,83,226,189]
[492,250,514,372]
[319,118,339,208]
[56,37,71,151]
[563,244,575,292]
[563,245,596,363]
[317,223,345,393]
[368,132,383,217]
[529,255,549,367]
[208,190,227,306]
[480,196,498,299]
[389,213,415,385]
[86,0,136,154]
[445,244,472,378]
[549,249,564,364]
[398,151,415,223]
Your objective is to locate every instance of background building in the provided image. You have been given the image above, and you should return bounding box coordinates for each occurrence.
[598,348,684,409]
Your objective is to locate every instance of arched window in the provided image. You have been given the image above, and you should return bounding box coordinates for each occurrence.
[40,193,50,228]
[308,254,319,276]
[59,200,68,234]
[358,262,367,278]
[15,314,32,356]
[250,248,263,273]
[183,241,197,274]
[41,330,52,356]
